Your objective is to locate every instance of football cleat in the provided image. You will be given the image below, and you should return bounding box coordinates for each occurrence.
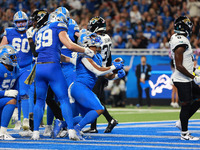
[43,125,52,137]
[51,119,67,138]
[74,126,85,141]
[19,130,33,137]
[13,120,21,130]
[58,129,68,138]
[181,132,199,140]
[68,129,80,141]
[31,131,40,140]
[0,132,15,140]
[22,118,29,130]
[175,120,181,131]
[83,128,98,133]
[104,119,118,133]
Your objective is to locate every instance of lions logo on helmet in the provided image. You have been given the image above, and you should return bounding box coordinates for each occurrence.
[174,16,193,37]
[0,45,17,66]
[87,16,106,33]
[48,11,68,25]
[55,7,70,20]
[13,11,28,31]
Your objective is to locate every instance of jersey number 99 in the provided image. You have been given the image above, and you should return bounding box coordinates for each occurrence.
[36,29,53,50]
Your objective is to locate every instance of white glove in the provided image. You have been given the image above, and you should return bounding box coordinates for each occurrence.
[84,47,94,57]
[194,76,200,85]
[69,57,77,66]
[4,90,18,98]
[194,68,200,76]
[26,27,37,39]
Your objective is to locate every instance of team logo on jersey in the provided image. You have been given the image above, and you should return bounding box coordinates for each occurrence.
[4,73,7,78]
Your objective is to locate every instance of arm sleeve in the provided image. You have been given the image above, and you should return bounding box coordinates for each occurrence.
[30,41,38,57]
[106,51,112,67]
[81,57,115,76]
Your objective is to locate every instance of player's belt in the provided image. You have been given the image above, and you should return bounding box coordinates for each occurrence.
[36,62,55,64]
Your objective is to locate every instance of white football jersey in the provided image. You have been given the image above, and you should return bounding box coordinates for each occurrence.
[99,34,112,67]
[170,33,194,82]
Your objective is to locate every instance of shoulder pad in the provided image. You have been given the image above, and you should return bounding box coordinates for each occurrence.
[57,22,68,28]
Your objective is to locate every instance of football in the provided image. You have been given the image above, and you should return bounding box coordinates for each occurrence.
[113,57,123,73]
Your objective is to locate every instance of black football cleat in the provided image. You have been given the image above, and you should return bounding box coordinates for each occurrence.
[83,128,98,133]
[104,119,118,133]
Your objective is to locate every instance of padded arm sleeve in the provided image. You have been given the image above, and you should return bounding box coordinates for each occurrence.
[81,57,115,76]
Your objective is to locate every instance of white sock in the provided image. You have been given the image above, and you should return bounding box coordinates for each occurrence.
[0,127,7,134]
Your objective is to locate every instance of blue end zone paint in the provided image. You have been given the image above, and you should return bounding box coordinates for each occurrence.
[1,120,200,150]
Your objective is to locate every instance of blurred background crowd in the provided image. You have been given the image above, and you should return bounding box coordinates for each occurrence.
[0,0,200,50]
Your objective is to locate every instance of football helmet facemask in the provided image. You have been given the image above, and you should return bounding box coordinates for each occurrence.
[13,11,28,31]
[0,45,17,66]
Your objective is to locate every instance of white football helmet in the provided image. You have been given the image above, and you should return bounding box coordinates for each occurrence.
[13,11,28,31]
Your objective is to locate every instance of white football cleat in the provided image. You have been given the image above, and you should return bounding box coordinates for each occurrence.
[175,120,181,130]
[0,132,15,140]
[181,132,199,140]
[19,130,33,137]
[22,118,29,130]
[58,130,68,138]
[68,129,80,141]
[13,120,21,130]
[174,103,179,108]
[170,102,175,107]
[43,125,52,137]
[31,131,40,140]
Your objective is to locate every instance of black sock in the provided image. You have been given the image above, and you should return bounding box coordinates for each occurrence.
[189,101,200,118]
[29,113,34,131]
[180,104,191,131]
[91,119,97,129]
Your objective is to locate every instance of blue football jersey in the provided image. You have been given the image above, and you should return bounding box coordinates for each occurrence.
[4,28,32,68]
[75,53,102,90]
[61,19,79,59]
[35,21,68,63]
[0,64,18,95]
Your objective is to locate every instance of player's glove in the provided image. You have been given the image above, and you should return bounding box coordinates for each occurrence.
[84,47,94,57]
[194,69,200,76]
[26,27,37,39]
[69,57,77,66]
[118,69,126,78]
[194,76,200,85]
[4,89,18,98]
[113,61,124,70]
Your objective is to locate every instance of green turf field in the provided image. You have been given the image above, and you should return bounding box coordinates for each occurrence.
[9,106,200,128]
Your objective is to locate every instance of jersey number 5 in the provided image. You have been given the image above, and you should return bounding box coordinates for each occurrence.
[36,29,53,50]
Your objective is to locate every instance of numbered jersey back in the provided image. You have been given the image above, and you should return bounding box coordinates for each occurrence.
[99,34,112,67]
[35,21,68,63]
[4,28,32,68]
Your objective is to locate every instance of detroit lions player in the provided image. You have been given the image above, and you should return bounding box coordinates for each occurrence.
[83,16,118,133]
[70,33,125,140]
[31,12,94,140]
[0,45,18,140]
[0,11,33,131]
[170,16,200,140]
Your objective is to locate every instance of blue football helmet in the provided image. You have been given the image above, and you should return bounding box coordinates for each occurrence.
[13,11,28,31]
[55,7,70,20]
[48,11,68,24]
[0,45,17,66]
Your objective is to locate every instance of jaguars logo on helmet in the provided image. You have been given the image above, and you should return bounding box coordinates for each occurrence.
[174,16,193,37]
[87,16,106,33]
[34,10,49,29]
[13,11,28,31]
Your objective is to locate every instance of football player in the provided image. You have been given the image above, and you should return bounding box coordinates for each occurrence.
[170,16,200,140]
[70,33,125,140]
[83,16,118,133]
[51,7,80,138]
[0,11,33,131]
[0,45,18,140]
[31,11,94,140]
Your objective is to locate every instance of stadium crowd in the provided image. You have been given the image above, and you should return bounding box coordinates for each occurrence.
[0,0,200,50]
